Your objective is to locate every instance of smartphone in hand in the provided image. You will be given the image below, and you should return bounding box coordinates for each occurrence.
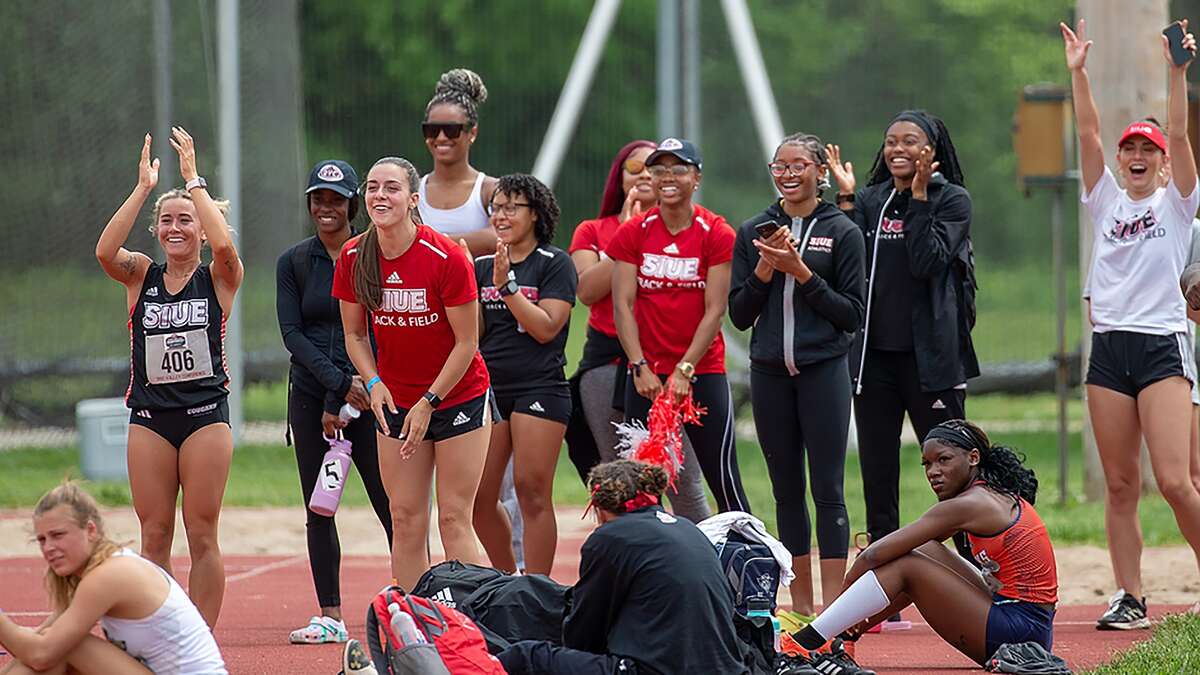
[1164,21,1194,66]
[755,221,782,239]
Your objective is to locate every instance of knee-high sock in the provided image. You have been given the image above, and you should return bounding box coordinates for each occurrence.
[796,570,891,649]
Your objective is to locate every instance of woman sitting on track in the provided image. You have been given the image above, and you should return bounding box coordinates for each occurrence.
[497,460,749,675]
[0,482,225,674]
[792,420,1058,667]
[94,128,242,627]
[471,174,576,575]
[334,157,492,591]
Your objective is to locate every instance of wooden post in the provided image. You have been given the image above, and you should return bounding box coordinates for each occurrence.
[1076,0,1168,500]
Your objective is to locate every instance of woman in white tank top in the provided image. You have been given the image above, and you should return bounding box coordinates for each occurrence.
[0,483,226,674]
[418,68,498,257]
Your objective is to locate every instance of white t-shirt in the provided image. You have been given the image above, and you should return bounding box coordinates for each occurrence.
[1082,166,1200,334]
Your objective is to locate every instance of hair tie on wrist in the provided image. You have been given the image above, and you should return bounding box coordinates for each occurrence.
[366,375,381,392]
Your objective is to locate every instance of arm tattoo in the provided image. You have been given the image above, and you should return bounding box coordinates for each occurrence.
[118,253,136,278]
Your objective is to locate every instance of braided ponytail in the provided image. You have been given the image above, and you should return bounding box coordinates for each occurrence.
[925,419,1039,504]
[425,68,488,127]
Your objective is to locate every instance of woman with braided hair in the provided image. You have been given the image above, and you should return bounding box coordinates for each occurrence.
[791,420,1058,667]
[497,460,749,675]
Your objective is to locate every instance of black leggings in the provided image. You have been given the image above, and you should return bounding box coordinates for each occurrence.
[751,356,850,558]
[624,372,751,514]
[289,387,393,608]
[853,349,965,544]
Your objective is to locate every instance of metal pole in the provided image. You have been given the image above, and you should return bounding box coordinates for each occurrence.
[1053,187,1069,504]
[682,0,700,199]
[531,0,622,188]
[657,0,680,139]
[719,0,785,162]
[153,0,173,192]
[217,0,242,441]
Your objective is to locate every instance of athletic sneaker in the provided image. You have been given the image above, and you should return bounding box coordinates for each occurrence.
[776,652,819,675]
[807,639,875,675]
[340,639,378,675]
[1096,589,1150,630]
[290,615,349,644]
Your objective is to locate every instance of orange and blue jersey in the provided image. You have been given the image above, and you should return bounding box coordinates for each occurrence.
[967,489,1058,606]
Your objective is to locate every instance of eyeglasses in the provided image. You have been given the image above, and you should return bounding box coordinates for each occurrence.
[487,202,533,217]
[768,160,817,176]
[648,165,693,178]
[421,122,468,140]
[623,158,647,175]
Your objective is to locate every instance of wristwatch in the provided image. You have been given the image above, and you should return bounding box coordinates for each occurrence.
[499,278,520,297]
[421,391,442,410]
[676,361,696,379]
[185,176,208,192]
[629,358,649,377]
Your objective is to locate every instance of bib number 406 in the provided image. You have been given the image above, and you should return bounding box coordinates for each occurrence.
[161,350,195,373]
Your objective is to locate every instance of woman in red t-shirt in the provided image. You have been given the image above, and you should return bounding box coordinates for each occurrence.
[608,138,751,514]
[569,140,709,521]
[333,157,492,590]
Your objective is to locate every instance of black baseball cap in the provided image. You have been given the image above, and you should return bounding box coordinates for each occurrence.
[305,160,359,199]
[646,138,703,171]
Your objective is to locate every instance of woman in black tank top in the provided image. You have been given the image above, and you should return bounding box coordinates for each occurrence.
[95,128,243,628]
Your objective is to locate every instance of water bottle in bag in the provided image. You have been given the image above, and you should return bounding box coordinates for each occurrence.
[308,434,352,517]
[387,602,428,646]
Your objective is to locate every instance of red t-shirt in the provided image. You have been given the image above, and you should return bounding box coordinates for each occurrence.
[331,225,489,409]
[569,214,622,337]
[605,205,734,375]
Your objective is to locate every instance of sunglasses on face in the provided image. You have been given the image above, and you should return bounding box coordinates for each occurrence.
[623,158,647,175]
[648,164,693,178]
[768,159,817,176]
[488,201,533,217]
[421,122,468,140]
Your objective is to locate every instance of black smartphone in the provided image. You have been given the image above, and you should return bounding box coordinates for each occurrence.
[1164,22,1193,67]
[755,221,781,239]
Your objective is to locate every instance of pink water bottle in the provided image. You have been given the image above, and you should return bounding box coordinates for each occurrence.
[308,434,352,517]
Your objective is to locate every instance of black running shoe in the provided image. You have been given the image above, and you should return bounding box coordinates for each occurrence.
[807,639,876,675]
[776,652,819,675]
[340,638,378,675]
[1096,589,1150,630]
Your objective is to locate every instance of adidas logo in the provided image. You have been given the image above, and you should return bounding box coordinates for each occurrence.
[144,287,158,296]
[529,401,545,413]
[663,243,680,254]
[386,271,402,284]
[431,587,456,608]
[931,399,946,410]
[136,409,152,419]
[452,411,471,426]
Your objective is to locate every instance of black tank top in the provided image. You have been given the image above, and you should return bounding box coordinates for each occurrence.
[126,263,229,410]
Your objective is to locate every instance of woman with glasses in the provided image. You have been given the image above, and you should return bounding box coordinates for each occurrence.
[471,174,576,574]
[567,140,710,521]
[729,133,865,615]
[609,138,751,514]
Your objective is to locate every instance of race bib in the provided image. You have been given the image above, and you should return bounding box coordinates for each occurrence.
[145,329,214,385]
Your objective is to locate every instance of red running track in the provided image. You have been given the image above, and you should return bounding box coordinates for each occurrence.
[0,547,1177,674]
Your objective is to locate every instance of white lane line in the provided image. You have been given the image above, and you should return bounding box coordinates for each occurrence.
[225,555,307,583]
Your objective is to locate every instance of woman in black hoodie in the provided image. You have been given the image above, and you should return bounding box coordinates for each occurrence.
[729,133,866,615]
[827,111,979,578]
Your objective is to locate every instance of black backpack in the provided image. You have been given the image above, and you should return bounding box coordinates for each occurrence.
[411,561,506,611]
[716,531,781,615]
[460,574,570,654]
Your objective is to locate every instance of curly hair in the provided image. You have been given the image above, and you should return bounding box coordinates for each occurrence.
[925,419,1039,505]
[425,68,488,127]
[586,460,668,513]
[866,110,966,188]
[493,173,560,245]
[776,132,831,192]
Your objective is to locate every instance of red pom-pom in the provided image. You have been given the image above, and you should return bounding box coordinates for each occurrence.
[628,390,706,488]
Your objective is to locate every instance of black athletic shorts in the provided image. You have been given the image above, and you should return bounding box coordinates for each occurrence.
[376,391,498,442]
[1086,330,1195,398]
[494,387,571,425]
[128,398,230,450]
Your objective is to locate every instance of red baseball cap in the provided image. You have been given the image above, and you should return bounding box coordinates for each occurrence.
[1118,122,1168,153]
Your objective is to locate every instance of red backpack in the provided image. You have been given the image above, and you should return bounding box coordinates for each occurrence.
[366,585,506,675]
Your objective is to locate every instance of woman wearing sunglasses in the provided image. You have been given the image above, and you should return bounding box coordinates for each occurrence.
[418,68,498,258]
[609,138,751,514]
[567,140,709,521]
[471,174,576,575]
[729,133,865,615]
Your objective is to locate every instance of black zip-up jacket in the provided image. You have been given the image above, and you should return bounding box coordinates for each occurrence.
[729,200,866,374]
[847,174,979,393]
[562,506,749,675]
[276,235,356,415]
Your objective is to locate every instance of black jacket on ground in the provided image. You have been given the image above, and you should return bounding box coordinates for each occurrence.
[563,506,749,675]
[729,200,866,374]
[276,235,358,415]
[847,174,979,392]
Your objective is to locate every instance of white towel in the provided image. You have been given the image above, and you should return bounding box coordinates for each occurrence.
[697,511,795,585]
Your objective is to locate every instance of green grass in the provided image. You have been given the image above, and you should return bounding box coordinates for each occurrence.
[1,427,1182,548]
[1083,614,1200,674]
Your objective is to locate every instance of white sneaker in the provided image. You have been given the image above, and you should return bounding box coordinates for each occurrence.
[289,615,349,644]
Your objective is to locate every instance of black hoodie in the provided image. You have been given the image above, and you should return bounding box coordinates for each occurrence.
[729,200,866,375]
[846,173,980,393]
